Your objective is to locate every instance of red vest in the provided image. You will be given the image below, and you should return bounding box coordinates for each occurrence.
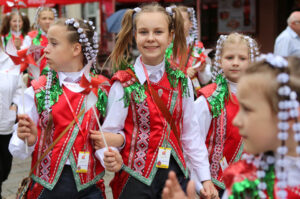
[110,68,188,199]
[28,73,108,192]
[198,83,243,189]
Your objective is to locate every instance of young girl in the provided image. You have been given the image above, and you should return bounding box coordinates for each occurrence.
[223,54,300,199]
[163,55,300,199]
[0,37,23,199]
[194,33,259,196]
[0,12,30,50]
[96,3,217,199]
[9,18,110,198]
[22,7,56,72]
[165,5,211,92]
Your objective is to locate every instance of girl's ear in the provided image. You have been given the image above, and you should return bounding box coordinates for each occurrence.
[72,42,82,57]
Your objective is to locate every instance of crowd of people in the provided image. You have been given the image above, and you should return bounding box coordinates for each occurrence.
[0,2,300,199]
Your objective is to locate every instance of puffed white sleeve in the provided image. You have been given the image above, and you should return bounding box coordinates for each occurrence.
[9,86,38,160]
[95,81,128,165]
[181,78,211,193]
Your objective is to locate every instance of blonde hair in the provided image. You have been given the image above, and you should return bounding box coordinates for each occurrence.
[109,2,187,68]
[244,56,300,113]
[212,32,259,81]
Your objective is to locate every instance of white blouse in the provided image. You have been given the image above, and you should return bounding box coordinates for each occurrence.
[101,56,211,191]
[0,50,23,135]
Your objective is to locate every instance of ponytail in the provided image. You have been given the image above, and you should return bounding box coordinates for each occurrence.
[171,7,187,68]
[110,9,135,68]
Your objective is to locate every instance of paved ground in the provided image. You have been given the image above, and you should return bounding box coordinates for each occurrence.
[2,157,113,199]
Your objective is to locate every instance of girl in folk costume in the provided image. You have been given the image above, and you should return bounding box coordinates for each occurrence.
[22,7,56,72]
[0,38,23,199]
[9,18,111,198]
[223,54,300,199]
[165,5,211,92]
[194,33,259,196]
[96,3,218,199]
[0,11,30,50]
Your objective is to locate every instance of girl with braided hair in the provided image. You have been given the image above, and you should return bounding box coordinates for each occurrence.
[194,32,259,197]
[92,2,218,199]
[9,18,112,198]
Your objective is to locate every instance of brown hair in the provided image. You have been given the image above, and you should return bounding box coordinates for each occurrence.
[109,2,187,68]
[0,12,30,36]
[177,5,192,21]
[244,56,300,113]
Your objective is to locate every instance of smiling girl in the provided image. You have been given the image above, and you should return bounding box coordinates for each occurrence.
[0,11,30,50]
[94,2,217,199]
[194,33,259,197]
[9,18,110,198]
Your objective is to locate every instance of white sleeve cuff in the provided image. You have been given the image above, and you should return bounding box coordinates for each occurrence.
[117,131,126,150]
[95,147,118,168]
[9,128,35,160]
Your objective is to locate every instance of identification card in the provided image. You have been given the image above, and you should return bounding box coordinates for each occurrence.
[220,156,229,171]
[191,77,201,91]
[76,151,90,173]
[156,147,171,169]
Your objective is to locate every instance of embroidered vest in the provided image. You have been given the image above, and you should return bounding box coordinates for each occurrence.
[29,71,109,191]
[198,83,243,189]
[109,64,189,198]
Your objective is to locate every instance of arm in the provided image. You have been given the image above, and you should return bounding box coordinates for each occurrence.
[9,87,39,160]
[274,35,290,57]
[181,78,211,191]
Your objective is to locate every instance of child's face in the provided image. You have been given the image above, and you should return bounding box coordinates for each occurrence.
[10,14,23,32]
[220,42,249,83]
[233,74,280,155]
[135,12,173,66]
[181,11,192,38]
[45,25,78,72]
[38,10,55,33]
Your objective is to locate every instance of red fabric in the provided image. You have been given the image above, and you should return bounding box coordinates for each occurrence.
[110,70,186,198]
[198,84,242,189]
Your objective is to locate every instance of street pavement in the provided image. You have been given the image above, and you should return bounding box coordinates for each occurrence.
[2,157,113,199]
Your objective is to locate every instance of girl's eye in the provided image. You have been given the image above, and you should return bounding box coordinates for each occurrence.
[51,42,57,46]
[155,30,163,34]
[139,31,147,34]
[226,56,233,60]
[241,104,251,112]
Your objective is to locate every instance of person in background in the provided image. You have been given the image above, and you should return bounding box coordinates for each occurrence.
[0,11,30,50]
[274,11,300,57]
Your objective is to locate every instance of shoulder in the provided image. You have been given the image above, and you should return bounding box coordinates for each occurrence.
[27,30,38,38]
[197,83,217,98]
[111,68,137,88]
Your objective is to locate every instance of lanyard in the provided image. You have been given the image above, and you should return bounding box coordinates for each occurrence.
[140,57,172,147]
[63,88,88,150]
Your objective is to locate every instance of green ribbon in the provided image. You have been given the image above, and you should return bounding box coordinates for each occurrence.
[207,74,229,118]
[165,59,189,97]
[35,67,63,113]
[4,32,12,47]
[265,165,275,199]
[229,178,260,199]
[32,29,42,46]
[165,42,174,60]
[96,88,108,117]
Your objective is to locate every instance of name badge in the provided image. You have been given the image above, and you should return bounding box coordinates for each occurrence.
[156,147,171,169]
[220,156,229,171]
[76,151,90,173]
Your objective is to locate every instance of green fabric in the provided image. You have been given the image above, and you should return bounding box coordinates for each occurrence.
[32,29,42,46]
[96,88,108,117]
[35,67,63,113]
[207,74,229,118]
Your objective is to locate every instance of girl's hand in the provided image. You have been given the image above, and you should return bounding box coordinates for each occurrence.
[103,148,123,172]
[17,114,38,146]
[90,130,106,150]
[200,180,219,199]
[187,67,197,79]
[14,37,22,50]
[162,171,196,199]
